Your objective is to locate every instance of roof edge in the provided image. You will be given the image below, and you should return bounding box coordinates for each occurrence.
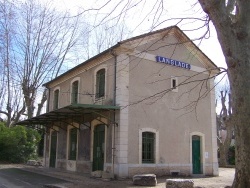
[43,25,219,87]
[43,43,121,87]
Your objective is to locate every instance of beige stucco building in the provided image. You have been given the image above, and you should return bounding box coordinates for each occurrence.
[18,26,219,178]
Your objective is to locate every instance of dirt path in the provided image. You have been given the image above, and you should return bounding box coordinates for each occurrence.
[65,168,234,188]
[0,164,235,188]
[191,168,234,188]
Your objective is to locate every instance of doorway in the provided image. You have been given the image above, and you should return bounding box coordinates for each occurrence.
[50,131,57,168]
[92,124,105,171]
[192,135,201,174]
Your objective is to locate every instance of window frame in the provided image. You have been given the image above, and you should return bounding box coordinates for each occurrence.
[142,132,155,163]
[53,89,59,110]
[171,76,178,92]
[94,66,107,101]
[70,77,80,104]
[139,128,159,164]
[95,68,106,99]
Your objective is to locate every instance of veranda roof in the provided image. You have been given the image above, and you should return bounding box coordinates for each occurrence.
[15,103,120,130]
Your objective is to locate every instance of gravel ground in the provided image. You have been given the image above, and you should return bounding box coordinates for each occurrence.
[0,164,235,188]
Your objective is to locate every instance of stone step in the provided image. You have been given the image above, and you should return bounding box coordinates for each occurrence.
[166,179,194,188]
[133,174,157,186]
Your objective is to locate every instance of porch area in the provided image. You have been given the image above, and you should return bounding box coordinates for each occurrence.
[16,103,120,174]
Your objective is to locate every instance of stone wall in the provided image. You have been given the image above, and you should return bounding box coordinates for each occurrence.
[78,128,91,161]
[76,161,92,173]
[128,166,191,178]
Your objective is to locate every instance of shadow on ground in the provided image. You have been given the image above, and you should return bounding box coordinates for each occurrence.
[0,168,69,188]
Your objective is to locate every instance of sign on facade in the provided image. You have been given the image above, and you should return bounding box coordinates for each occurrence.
[156,56,191,70]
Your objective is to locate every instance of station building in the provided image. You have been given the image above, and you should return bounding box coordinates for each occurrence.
[18,26,219,177]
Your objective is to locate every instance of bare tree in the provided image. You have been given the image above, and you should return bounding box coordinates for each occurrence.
[0,0,25,127]
[198,1,250,186]
[0,0,133,126]
[81,22,131,60]
[216,83,234,167]
[0,0,12,126]
[15,0,84,118]
[0,0,86,125]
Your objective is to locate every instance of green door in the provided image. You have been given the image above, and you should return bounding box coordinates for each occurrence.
[93,124,105,171]
[50,131,57,168]
[192,135,201,174]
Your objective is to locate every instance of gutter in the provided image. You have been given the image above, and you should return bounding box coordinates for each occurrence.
[110,49,117,176]
[43,43,121,88]
[45,86,50,168]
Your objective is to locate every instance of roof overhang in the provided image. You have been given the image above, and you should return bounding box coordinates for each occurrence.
[15,104,120,129]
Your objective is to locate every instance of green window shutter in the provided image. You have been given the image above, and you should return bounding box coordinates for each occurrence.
[69,128,77,160]
[71,81,78,104]
[53,89,59,110]
[142,132,155,163]
[96,69,105,98]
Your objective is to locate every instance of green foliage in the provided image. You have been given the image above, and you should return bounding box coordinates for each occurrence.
[0,122,41,163]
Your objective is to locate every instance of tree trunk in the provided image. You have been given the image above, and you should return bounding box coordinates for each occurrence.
[218,125,233,167]
[12,102,26,126]
[232,117,250,187]
[22,83,35,119]
[230,67,250,187]
[197,0,250,186]
[36,89,47,116]
[218,142,228,167]
[217,90,233,167]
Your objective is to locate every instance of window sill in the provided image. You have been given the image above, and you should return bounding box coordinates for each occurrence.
[94,97,106,104]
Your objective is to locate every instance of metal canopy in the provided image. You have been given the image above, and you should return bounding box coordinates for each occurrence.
[16,103,120,127]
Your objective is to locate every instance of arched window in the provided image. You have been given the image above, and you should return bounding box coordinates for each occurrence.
[142,132,155,163]
[71,80,79,104]
[53,89,59,110]
[96,69,105,99]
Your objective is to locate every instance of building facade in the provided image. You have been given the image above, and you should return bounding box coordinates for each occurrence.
[18,26,219,178]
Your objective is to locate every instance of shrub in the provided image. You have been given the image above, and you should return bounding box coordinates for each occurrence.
[0,122,41,163]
